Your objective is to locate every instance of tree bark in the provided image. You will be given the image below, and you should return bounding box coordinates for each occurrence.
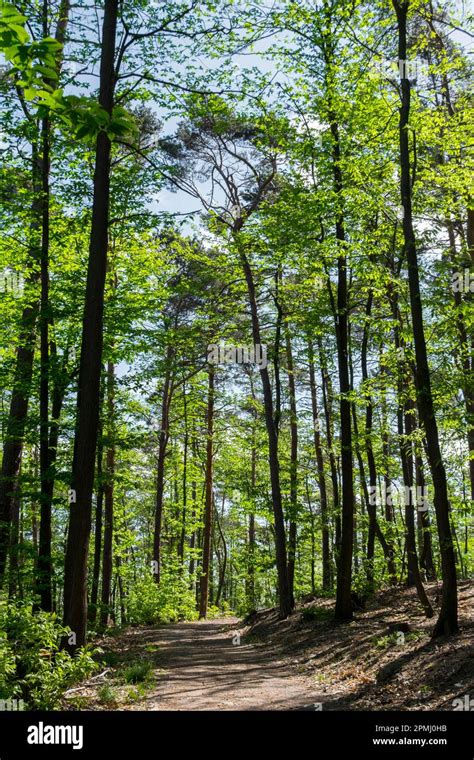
[393,0,458,636]
[152,344,174,583]
[416,451,436,580]
[100,361,114,628]
[89,425,104,625]
[308,341,331,590]
[329,116,354,622]
[236,239,292,618]
[63,0,118,648]
[317,338,341,558]
[199,366,214,618]
[285,330,298,608]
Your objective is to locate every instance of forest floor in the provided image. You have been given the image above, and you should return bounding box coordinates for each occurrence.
[64,581,474,711]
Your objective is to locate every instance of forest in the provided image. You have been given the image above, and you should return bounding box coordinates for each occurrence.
[0,0,472,714]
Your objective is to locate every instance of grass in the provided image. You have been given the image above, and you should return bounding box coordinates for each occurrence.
[97,684,118,705]
[122,660,152,684]
[144,644,160,654]
[372,629,424,649]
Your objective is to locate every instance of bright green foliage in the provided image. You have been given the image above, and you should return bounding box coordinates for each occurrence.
[0,602,98,708]
[127,572,199,626]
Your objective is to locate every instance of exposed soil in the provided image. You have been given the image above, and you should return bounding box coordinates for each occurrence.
[65,581,474,711]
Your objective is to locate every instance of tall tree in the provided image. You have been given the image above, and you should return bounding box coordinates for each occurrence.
[63,0,119,647]
[392,0,458,636]
[199,365,214,618]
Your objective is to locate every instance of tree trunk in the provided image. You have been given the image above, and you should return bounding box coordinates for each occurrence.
[285,330,298,609]
[329,116,354,622]
[178,382,188,561]
[36,345,68,610]
[63,0,118,648]
[360,294,396,585]
[308,341,331,590]
[152,343,174,583]
[199,366,214,618]
[246,374,257,609]
[100,361,114,628]
[393,0,458,637]
[380,350,397,583]
[0,147,41,581]
[236,239,292,618]
[36,0,71,610]
[416,452,436,580]
[215,494,227,608]
[402,399,433,617]
[317,338,341,558]
[89,427,104,625]
[0,0,70,585]
[37,107,52,611]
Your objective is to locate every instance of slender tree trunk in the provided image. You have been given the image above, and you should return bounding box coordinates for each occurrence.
[328,116,354,622]
[236,238,291,618]
[178,382,188,561]
[306,478,316,595]
[63,0,118,648]
[359,294,395,585]
[393,0,458,636]
[100,361,114,628]
[308,341,331,590]
[0,0,70,585]
[318,338,341,559]
[89,426,104,625]
[416,451,436,580]
[380,351,397,583]
[199,366,214,618]
[402,399,433,616]
[0,146,41,581]
[36,0,71,610]
[215,494,227,608]
[37,107,52,611]
[285,330,298,609]
[188,439,197,579]
[36,346,68,610]
[246,374,257,609]
[152,344,174,583]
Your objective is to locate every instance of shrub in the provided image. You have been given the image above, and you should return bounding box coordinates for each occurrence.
[97,684,118,705]
[0,600,98,709]
[127,570,198,625]
[301,606,333,623]
[205,604,223,620]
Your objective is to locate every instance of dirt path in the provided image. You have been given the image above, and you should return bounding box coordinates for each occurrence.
[85,618,320,711]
